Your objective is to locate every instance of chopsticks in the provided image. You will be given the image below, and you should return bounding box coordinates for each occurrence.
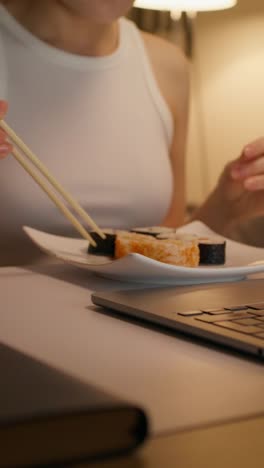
[0,119,106,246]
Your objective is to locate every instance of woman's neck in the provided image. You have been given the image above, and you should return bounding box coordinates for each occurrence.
[2,0,119,56]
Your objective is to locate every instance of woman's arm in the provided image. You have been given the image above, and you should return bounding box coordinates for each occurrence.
[142,33,190,228]
[142,32,264,243]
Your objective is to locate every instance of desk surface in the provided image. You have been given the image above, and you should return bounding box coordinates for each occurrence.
[1,264,264,467]
[1,264,263,439]
[85,414,264,468]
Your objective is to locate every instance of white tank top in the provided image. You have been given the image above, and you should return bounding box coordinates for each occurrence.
[0,5,173,264]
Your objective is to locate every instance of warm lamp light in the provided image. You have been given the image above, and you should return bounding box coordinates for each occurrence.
[134,0,237,11]
[133,0,237,56]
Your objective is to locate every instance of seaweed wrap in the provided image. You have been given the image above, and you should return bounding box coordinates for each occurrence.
[198,238,226,265]
[87,229,116,256]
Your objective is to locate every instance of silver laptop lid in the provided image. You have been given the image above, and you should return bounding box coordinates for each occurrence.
[92,279,264,359]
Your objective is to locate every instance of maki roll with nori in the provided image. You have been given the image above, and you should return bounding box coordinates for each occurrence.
[87,229,116,256]
[198,238,226,265]
[87,227,226,266]
[130,226,175,237]
[157,232,226,265]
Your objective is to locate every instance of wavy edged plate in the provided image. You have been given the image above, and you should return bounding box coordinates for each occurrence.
[23,221,264,285]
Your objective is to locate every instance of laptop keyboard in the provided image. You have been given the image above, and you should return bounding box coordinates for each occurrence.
[178,303,264,340]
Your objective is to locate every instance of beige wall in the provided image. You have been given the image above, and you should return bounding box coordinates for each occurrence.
[187,0,264,204]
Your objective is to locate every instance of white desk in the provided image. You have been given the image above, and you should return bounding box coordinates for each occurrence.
[1,264,264,437]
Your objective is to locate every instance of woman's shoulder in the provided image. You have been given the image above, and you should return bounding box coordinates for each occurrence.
[140,31,190,118]
[141,31,189,81]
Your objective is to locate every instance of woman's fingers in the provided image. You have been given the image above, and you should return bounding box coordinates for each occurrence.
[0,142,12,158]
[0,100,8,119]
[0,100,12,158]
[230,137,264,179]
[241,137,264,161]
[231,155,264,180]
[230,136,264,181]
[244,174,264,191]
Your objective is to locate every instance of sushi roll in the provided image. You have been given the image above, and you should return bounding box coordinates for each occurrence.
[115,232,200,267]
[157,232,226,265]
[198,238,226,265]
[87,229,116,256]
[130,226,176,237]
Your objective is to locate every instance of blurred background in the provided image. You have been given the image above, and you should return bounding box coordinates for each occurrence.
[128,0,264,209]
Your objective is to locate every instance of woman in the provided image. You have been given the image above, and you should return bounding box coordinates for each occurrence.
[0,0,263,266]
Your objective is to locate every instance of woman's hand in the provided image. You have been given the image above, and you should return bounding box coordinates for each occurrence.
[193,137,264,235]
[0,100,12,159]
[230,137,264,190]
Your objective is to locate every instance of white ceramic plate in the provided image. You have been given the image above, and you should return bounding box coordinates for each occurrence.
[23,221,264,285]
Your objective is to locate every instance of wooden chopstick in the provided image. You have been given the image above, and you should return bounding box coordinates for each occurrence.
[0,119,106,244]
[11,146,97,245]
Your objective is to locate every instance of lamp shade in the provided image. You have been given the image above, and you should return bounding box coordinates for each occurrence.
[133,0,237,11]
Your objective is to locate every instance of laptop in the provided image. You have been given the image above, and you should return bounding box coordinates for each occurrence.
[91,278,264,359]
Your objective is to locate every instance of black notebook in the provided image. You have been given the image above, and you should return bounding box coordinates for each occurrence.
[0,342,148,467]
